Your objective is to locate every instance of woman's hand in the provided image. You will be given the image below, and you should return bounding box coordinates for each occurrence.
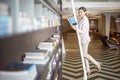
[71,24,76,31]
[71,24,83,34]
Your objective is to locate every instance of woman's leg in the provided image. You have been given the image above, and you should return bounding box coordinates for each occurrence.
[82,43,90,74]
[85,59,90,74]
[84,53,101,71]
[82,43,101,71]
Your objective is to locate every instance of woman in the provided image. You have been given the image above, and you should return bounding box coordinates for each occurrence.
[71,7,102,75]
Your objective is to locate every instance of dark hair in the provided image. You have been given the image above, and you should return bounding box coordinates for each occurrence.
[78,7,87,12]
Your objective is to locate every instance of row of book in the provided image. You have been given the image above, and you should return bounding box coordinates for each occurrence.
[23,34,60,64]
[53,48,62,80]
[46,48,62,80]
[0,33,61,80]
[34,16,60,29]
[36,33,61,80]
[23,49,49,65]
[0,48,47,80]
[0,14,60,37]
[0,2,60,36]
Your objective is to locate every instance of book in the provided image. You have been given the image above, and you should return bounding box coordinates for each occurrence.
[23,50,50,65]
[52,34,60,38]
[50,37,59,44]
[0,63,37,80]
[0,15,12,37]
[67,16,77,25]
[24,55,48,60]
[24,49,48,59]
[0,2,9,15]
[49,55,57,71]
[37,39,57,51]
[23,56,49,65]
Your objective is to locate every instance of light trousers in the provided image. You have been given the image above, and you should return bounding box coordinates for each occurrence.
[81,42,98,72]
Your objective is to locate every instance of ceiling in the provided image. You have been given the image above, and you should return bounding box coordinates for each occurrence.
[62,0,120,19]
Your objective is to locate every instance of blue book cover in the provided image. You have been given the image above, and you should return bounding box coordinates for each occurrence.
[0,63,38,80]
[67,16,77,25]
[7,63,36,72]
[0,15,12,37]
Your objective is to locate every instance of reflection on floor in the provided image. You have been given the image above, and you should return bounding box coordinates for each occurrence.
[62,33,120,80]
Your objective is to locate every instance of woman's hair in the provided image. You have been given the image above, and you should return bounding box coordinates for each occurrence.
[78,6,88,17]
[78,7,87,12]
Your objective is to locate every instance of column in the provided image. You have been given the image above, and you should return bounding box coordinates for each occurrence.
[115,17,120,32]
[104,13,112,39]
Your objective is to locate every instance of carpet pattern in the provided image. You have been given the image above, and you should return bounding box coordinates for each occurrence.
[62,33,120,80]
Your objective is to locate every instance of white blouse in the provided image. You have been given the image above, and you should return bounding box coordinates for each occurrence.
[78,15,90,44]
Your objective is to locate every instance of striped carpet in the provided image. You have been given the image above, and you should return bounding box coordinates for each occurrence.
[62,33,120,80]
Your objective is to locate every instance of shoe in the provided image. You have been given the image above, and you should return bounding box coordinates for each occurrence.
[96,62,102,72]
[86,69,91,75]
[87,70,91,75]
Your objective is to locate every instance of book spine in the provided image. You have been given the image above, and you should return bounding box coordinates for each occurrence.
[24,55,46,59]
[0,15,12,36]
[24,52,46,56]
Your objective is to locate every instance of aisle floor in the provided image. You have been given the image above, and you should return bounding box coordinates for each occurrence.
[62,33,120,80]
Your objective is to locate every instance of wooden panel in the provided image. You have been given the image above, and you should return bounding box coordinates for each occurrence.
[62,19,74,33]
[0,27,57,69]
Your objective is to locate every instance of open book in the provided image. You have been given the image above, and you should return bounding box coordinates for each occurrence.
[67,16,77,25]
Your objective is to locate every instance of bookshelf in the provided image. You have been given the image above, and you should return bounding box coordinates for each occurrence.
[0,0,62,80]
[0,0,34,34]
[37,44,62,80]
[0,0,61,35]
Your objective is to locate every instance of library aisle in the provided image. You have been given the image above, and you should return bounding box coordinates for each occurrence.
[62,32,120,80]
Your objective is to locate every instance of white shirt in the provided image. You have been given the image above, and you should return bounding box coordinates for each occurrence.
[78,15,90,44]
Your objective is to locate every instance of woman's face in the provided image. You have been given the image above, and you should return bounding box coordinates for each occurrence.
[78,9,86,18]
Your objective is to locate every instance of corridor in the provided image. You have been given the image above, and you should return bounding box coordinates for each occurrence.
[62,32,120,80]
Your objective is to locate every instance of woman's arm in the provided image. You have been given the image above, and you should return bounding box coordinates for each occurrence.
[71,24,84,33]
[77,17,89,34]
[77,28,84,33]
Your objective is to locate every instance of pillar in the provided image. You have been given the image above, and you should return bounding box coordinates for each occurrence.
[115,17,120,32]
[104,13,112,39]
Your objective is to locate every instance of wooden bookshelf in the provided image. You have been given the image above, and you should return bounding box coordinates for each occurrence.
[0,27,57,69]
[37,44,61,80]
[0,0,62,80]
